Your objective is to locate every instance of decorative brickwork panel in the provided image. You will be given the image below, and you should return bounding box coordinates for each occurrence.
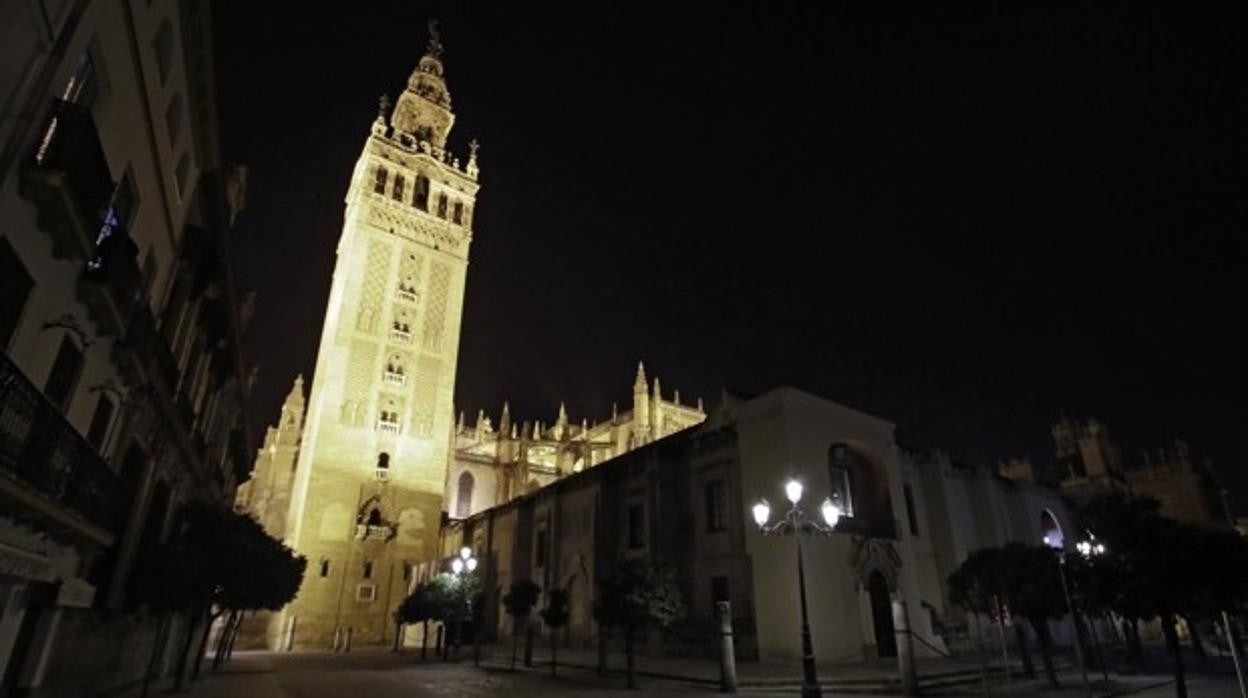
[411,354,441,438]
[341,338,377,426]
[422,262,450,353]
[356,240,391,334]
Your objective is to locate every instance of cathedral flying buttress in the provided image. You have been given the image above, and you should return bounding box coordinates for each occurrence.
[446,362,707,519]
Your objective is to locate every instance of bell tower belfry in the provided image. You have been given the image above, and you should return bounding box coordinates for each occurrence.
[281,22,480,649]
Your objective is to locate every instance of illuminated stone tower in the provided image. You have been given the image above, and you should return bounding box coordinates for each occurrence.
[236,375,306,540]
[282,23,479,648]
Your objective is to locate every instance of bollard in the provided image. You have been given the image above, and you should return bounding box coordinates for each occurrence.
[345,627,353,653]
[286,616,297,652]
[717,601,737,693]
[331,627,340,652]
[892,597,918,697]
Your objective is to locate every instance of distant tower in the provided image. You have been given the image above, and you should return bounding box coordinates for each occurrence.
[236,375,306,539]
[282,22,480,649]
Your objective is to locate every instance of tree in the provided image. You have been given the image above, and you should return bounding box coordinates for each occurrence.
[502,580,541,669]
[128,503,304,692]
[398,581,439,659]
[540,588,572,677]
[594,558,685,689]
[948,544,1065,687]
[947,547,1035,679]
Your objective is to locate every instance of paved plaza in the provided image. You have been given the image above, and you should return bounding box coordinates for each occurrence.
[102,646,1248,698]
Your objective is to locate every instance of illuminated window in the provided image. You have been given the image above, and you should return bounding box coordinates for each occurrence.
[392,174,405,201]
[373,166,387,194]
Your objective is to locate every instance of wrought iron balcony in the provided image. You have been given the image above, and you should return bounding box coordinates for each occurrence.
[18,99,114,261]
[0,351,125,539]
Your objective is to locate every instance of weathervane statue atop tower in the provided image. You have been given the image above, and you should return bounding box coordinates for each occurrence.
[427,19,444,59]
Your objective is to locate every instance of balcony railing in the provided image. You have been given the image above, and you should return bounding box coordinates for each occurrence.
[19,99,114,261]
[0,351,126,536]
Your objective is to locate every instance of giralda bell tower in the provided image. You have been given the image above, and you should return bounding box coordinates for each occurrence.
[282,23,479,648]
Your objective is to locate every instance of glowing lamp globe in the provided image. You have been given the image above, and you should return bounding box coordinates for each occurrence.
[752,499,771,528]
[466,557,478,572]
[460,547,472,561]
[785,479,803,505]
[821,497,841,528]
[451,558,464,574]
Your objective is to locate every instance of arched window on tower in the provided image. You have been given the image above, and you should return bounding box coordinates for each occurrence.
[367,507,383,527]
[436,193,448,219]
[373,165,388,194]
[392,174,405,201]
[452,201,463,225]
[413,175,429,211]
[456,471,474,519]
[827,445,857,518]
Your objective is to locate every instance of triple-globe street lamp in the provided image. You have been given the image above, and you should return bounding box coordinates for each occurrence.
[752,479,846,698]
[1050,531,1107,697]
[450,546,478,661]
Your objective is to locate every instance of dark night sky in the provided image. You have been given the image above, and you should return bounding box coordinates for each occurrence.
[214,4,1247,509]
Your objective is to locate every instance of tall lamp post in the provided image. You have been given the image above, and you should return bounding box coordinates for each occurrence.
[752,479,846,698]
[1049,532,1106,698]
[450,546,478,662]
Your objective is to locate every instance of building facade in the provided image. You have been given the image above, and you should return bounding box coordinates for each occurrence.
[432,387,1076,664]
[275,26,480,649]
[0,0,253,694]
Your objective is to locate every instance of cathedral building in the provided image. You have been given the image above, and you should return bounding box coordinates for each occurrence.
[997,415,1231,528]
[270,26,481,649]
[448,362,706,519]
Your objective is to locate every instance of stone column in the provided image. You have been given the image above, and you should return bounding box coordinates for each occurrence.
[892,596,917,696]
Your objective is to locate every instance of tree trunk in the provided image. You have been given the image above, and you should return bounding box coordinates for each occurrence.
[625,627,636,690]
[1013,620,1036,679]
[1162,613,1187,698]
[213,611,238,669]
[550,631,558,677]
[597,627,608,677]
[1184,616,1208,662]
[510,618,519,669]
[224,612,241,661]
[1125,617,1143,666]
[1032,618,1059,688]
[191,611,219,681]
[524,625,534,667]
[140,614,170,698]
[172,608,203,691]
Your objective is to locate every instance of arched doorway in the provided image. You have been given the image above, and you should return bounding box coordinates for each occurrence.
[868,570,897,659]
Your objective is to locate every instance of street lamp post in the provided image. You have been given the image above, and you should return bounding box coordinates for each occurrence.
[450,546,478,662]
[1051,532,1106,698]
[753,478,847,698]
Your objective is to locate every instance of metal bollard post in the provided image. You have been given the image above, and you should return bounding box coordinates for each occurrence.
[345,627,353,653]
[717,601,737,693]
